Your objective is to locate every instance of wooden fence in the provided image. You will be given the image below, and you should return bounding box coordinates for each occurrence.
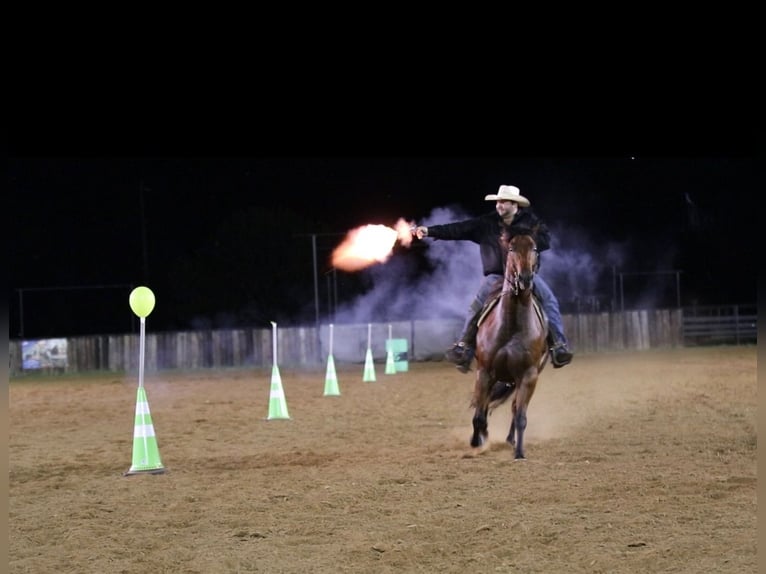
[9,305,756,377]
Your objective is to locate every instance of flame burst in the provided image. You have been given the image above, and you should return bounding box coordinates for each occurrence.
[332,218,415,271]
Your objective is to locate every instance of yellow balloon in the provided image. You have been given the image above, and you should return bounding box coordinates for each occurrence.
[129,286,156,318]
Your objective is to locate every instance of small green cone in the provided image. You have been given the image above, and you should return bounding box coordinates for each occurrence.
[385,348,396,375]
[363,348,376,382]
[324,355,340,396]
[267,365,291,420]
[124,386,165,476]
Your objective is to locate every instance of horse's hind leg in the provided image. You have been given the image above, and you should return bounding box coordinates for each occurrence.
[513,407,528,459]
[471,407,488,448]
[506,397,516,447]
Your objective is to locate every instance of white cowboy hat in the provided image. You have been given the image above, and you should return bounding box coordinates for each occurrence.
[484,185,530,207]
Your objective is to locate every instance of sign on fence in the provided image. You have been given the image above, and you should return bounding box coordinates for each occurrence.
[21,339,68,371]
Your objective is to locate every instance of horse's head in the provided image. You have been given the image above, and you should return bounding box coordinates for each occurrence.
[502,227,539,295]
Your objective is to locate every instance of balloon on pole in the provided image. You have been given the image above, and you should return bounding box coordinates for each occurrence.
[128,286,156,389]
[129,286,156,318]
[125,285,165,475]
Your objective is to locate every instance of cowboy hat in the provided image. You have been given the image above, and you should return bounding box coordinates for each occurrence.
[484,185,530,207]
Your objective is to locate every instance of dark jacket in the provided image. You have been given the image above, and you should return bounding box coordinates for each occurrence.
[427,209,551,276]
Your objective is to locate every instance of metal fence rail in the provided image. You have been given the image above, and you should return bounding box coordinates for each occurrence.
[682,304,757,345]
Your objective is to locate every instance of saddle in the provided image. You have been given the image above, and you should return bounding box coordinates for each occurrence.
[477,287,547,333]
[476,284,552,376]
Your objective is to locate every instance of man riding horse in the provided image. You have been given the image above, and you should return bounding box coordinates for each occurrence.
[412,185,573,372]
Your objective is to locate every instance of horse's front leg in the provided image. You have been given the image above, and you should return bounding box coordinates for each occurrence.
[471,406,488,448]
[513,373,539,460]
[470,370,492,448]
[512,405,528,459]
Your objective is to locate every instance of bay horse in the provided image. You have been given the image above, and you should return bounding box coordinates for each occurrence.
[470,226,549,459]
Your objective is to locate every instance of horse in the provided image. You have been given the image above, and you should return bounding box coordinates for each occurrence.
[469,226,549,460]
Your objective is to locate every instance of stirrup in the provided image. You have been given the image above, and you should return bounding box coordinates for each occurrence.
[445,342,467,362]
[445,343,474,373]
[551,344,573,368]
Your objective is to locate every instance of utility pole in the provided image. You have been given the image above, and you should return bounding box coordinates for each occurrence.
[297,232,345,328]
[312,234,320,332]
[296,232,345,363]
[139,181,150,282]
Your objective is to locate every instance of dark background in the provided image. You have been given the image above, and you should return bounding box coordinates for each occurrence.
[9,108,761,340]
[9,152,759,340]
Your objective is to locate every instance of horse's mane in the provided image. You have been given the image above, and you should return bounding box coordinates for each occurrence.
[499,224,540,249]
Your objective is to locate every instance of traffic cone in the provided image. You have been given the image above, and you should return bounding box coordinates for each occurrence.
[363,348,376,382]
[324,355,340,396]
[267,364,291,419]
[385,346,396,374]
[124,386,165,476]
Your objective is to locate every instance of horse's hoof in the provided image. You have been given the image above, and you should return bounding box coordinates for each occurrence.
[470,432,489,448]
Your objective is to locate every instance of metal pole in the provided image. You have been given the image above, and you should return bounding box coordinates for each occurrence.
[18,289,24,339]
[618,272,626,349]
[312,234,320,329]
[295,231,345,363]
[312,234,321,362]
[619,273,625,312]
[332,268,338,323]
[139,182,149,281]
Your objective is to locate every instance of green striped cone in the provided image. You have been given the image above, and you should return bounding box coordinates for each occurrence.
[267,365,291,420]
[124,386,165,476]
[323,355,340,396]
[362,348,376,382]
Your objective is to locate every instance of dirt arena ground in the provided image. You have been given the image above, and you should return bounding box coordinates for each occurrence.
[9,346,756,574]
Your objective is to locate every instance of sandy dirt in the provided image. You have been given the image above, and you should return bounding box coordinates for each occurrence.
[9,346,757,573]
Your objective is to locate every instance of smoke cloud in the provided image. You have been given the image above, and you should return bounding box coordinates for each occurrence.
[329,204,660,324]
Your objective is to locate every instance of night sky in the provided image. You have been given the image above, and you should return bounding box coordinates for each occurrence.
[9,154,759,339]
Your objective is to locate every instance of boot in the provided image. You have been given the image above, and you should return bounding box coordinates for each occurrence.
[445,342,475,373]
[547,332,573,368]
[445,311,480,373]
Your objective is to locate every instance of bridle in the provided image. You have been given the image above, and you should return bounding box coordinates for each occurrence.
[503,237,539,297]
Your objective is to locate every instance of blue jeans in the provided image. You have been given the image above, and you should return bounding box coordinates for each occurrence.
[459,274,568,346]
